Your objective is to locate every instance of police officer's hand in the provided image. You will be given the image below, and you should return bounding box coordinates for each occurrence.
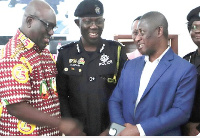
[58,118,85,136]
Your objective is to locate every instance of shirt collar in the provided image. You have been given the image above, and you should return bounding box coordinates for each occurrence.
[17,29,35,50]
[144,46,170,63]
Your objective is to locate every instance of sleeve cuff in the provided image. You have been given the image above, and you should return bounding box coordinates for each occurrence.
[136,124,146,136]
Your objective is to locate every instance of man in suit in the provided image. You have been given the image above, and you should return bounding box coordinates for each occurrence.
[108,11,197,136]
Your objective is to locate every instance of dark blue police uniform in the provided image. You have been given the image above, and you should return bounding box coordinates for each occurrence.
[56,38,127,135]
[184,51,200,123]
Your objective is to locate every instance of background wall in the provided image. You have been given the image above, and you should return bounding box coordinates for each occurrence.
[1,0,200,57]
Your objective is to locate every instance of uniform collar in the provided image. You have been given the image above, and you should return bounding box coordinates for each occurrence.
[76,38,106,54]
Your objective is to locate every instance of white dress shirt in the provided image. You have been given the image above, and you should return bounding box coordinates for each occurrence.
[136,47,170,136]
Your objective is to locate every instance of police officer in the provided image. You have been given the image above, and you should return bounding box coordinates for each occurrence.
[182,6,200,136]
[56,0,127,136]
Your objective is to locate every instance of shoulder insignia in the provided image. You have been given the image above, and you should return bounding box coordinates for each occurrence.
[183,51,195,59]
[58,41,78,51]
[106,39,125,47]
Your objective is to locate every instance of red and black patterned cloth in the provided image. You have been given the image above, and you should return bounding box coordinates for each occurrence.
[0,29,61,136]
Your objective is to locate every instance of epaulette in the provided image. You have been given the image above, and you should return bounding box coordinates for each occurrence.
[106,40,125,47]
[183,51,195,59]
[58,41,78,51]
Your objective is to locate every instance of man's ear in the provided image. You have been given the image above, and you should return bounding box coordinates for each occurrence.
[157,26,163,37]
[26,16,34,28]
[74,19,80,27]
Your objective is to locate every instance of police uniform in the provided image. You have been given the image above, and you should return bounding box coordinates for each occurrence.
[57,0,127,135]
[184,51,200,123]
[57,38,127,136]
[182,6,200,135]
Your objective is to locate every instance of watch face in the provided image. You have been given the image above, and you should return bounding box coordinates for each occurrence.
[109,123,125,136]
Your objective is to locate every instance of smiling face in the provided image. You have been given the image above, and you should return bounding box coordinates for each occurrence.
[190,21,200,47]
[29,10,56,50]
[76,16,105,45]
[131,20,139,43]
[135,19,158,56]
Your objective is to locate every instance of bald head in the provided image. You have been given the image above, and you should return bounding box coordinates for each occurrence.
[20,0,57,50]
[24,0,55,18]
[140,11,168,38]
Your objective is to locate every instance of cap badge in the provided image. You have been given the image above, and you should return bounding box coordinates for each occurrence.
[95,6,101,15]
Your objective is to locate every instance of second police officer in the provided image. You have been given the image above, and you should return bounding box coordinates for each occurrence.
[56,0,127,136]
[182,6,200,136]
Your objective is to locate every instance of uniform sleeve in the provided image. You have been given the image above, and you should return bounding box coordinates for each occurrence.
[56,51,71,117]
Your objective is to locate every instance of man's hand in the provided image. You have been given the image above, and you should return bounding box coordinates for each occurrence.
[118,123,140,136]
[58,118,85,136]
[184,122,200,136]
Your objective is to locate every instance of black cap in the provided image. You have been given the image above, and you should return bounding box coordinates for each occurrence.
[74,0,104,17]
[187,6,200,31]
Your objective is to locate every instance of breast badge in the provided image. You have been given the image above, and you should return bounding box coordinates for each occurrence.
[99,54,113,66]
[69,58,85,67]
[78,58,85,65]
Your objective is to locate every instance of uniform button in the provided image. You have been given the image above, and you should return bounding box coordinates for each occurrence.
[89,77,95,81]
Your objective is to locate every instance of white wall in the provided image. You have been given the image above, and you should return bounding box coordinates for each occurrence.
[1,0,200,57]
[101,0,200,57]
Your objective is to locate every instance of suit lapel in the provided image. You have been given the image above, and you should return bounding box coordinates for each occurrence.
[140,48,174,100]
[129,56,145,118]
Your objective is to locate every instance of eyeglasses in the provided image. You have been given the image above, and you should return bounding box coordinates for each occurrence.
[191,24,200,32]
[81,17,105,26]
[30,15,57,32]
